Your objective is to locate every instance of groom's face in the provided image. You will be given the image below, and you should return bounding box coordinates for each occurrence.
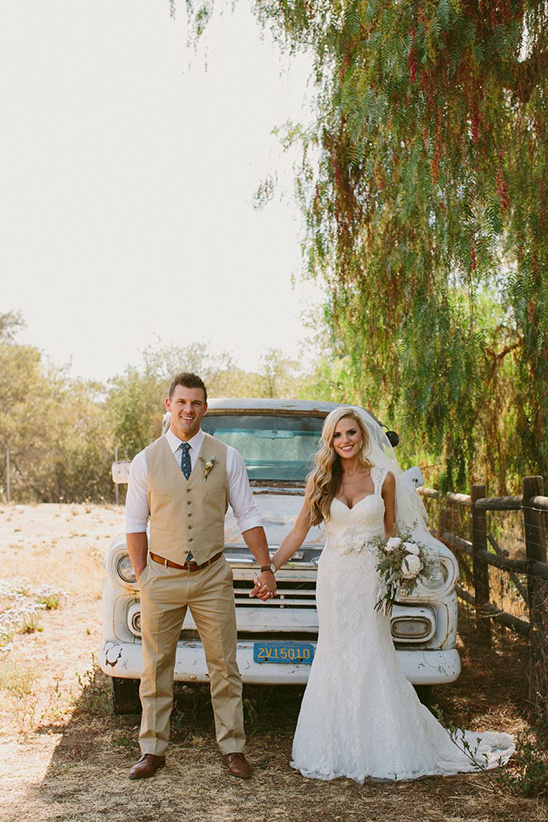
[166,385,208,441]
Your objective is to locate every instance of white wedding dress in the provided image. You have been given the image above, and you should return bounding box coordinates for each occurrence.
[291,467,515,783]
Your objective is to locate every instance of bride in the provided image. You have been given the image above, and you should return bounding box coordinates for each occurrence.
[254,406,514,783]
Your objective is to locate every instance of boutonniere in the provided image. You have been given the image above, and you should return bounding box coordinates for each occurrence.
[201,456,217,481]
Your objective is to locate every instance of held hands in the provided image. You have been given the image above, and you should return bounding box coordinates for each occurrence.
[249,571,277,601]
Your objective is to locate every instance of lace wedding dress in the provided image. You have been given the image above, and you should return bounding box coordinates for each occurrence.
[291,467,515,783]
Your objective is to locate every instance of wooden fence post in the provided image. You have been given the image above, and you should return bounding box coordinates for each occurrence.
[471,484,491,646]
[439,502,449,542]
[523,475,548,726]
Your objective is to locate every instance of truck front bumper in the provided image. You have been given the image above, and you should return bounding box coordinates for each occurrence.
[100,639,460,686]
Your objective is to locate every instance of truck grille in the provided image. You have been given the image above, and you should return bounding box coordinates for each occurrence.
[233,578,316,608]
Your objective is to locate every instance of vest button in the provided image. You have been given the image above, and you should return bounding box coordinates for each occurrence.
[187,500,191,505]
[189,537,194,542]
[186,489,191,493]
[188,525,192,530]
[188,513,192,517]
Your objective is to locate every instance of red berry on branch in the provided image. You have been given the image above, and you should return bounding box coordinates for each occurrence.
[408,48,418,84]
[496,169,510,210]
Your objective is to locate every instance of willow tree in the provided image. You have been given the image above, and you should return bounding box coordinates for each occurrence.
[189,0,547,489]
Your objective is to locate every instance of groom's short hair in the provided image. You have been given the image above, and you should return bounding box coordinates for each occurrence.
[168,372,208,402]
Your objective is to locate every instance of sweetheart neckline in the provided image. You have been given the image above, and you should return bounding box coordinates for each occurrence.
[332,493,380,512]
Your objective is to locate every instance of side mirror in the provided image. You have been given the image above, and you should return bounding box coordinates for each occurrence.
[385,430,400,447]
[403,465,425,488]
[112,462,131,483]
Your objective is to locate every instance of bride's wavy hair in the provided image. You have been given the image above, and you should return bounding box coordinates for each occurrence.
[308,407,373,526]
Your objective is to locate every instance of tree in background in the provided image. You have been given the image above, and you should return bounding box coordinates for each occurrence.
[108,366,163,462]
[258,348,302,397]
[188,0,546,492]
[0,313,114,502]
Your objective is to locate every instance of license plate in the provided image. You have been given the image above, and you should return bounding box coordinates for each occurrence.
[253,641,315,664]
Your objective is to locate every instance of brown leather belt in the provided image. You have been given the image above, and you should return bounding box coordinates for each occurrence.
[149,550,223,573]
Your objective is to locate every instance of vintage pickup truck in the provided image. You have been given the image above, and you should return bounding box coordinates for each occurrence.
[100,399,460,712]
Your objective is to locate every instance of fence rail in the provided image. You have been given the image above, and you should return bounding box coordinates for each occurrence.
[444,537,548,581]
[455,585,531,636]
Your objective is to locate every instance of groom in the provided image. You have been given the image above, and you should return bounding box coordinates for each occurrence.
[125,372,277,779]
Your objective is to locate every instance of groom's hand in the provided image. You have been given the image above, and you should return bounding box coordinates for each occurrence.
[249,571,277,601]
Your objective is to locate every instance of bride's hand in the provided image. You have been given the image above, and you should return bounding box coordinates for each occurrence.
[249,572,277,600]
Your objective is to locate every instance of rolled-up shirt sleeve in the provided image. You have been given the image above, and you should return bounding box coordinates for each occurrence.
[125,450,150,533]
[227,447,263,533]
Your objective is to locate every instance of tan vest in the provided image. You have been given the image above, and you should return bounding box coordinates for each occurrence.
[146,432,228,565]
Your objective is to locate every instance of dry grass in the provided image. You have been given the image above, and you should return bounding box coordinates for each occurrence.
[0,504,547,822]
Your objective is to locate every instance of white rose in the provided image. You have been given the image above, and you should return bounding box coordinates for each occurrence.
[403,542,420,556]
[386,537,402,553]
[401,554,422,579]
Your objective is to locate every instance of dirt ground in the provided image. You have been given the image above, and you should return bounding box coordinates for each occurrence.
[0,503,546,822]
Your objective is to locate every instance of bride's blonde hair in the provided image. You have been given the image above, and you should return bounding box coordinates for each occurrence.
[308,407,373,526]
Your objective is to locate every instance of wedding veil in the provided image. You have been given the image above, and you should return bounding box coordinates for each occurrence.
[351,407,447,554]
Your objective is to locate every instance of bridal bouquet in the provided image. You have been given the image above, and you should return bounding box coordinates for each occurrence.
[367,524,435,615]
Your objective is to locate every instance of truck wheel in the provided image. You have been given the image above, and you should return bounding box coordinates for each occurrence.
[414,685,433,709]
[112,677,141,715]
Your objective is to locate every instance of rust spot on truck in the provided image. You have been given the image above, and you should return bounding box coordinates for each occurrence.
[104,642,123,667]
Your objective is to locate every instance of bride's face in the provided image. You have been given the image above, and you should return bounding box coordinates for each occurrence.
[332,417,362,460]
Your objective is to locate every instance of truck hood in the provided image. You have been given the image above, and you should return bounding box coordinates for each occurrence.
[224,488,325,548]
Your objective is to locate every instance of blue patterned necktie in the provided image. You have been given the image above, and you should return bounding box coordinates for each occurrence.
[180,442,192,479]
[180,442,193,561]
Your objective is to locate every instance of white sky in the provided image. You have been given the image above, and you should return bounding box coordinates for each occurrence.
[0,0,324,382]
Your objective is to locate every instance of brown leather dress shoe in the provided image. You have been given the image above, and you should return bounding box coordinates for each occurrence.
[129,753,166,780]
[223,752,252,778]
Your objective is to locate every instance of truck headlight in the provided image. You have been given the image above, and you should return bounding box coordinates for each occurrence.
[117,554,137,583]
[419,559,449,591]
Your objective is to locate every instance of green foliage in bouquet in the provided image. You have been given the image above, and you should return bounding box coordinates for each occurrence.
[368,523,436,614]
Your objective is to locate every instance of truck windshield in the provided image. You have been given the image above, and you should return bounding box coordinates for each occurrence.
[201,414,324,482]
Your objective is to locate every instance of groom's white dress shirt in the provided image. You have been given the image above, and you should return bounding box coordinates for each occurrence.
[125,428,263,535]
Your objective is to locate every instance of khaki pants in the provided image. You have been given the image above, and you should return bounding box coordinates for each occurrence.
[138,555,245,756]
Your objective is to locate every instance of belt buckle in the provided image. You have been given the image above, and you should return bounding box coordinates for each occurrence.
[188,559,199,572]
